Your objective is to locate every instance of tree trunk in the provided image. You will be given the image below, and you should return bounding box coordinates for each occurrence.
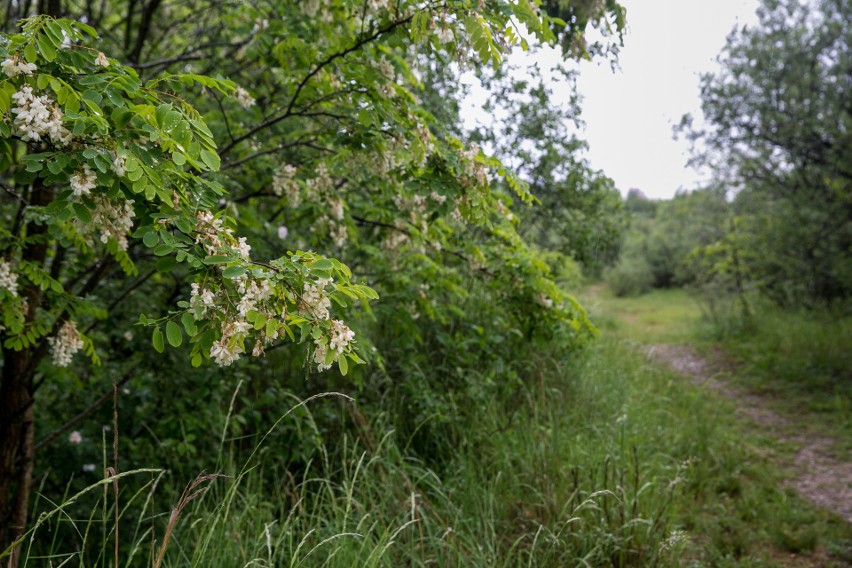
[0,350,35,567]
[0,181,52,566]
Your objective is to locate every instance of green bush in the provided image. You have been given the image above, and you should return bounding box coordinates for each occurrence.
[604,255,655,297]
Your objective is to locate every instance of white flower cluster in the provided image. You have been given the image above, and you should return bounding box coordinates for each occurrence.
[207,276,281,365]
[429,191,447,204]
[0,258,19,297]
[68,431,82,444]
[305,163,333,198]
[11,85,72,145]
[70,164,97,198]
[235,86,256,109]
[272,164,299,205]
[209,319,251,366]
[252,18,269,33]
[312,318,354,371]
[236,277,272,317]
[435,26,454,44]
[112,154,127,177]
[190,282,216,318]
[459,143,489,187]
[534,293,553,309]
[194,210,233,255]
[329,319,355,354]
[302,278,332,320]
[381,219,410,256]
[1,55,37,77]
[87,197,136,251]
[47,320,84,367]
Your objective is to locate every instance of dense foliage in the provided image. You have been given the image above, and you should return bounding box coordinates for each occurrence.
[0,1,627,562]
[682,0,851,307]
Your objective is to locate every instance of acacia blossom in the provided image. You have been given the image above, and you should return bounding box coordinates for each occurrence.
[11,85,71,145]
[235,86,255,109]
[1,55,37,77]
[0,259,18,297]
[47,320,84,367]
[70,164,97,198]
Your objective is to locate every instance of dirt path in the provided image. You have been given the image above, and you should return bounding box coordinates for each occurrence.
[645,343,852,525]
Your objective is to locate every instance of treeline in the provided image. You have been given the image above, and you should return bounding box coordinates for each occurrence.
[607,0,850,317]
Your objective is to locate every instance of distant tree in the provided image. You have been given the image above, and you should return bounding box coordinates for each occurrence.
[682,0,852,305]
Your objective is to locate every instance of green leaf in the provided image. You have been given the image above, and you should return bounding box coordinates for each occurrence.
[142,231,159,247]
[181,311,197,336]
[338,354,348,375]
[312,259,334,271]
[222,265,246,279]
[191,352,202,367]
[204,254,235,265]
[199,149,220,171]
[166,321,182,347]
[23,42,37,64]
[72,202,92,224]
[153,244,173,256]
[37,34,56,62]
[152,327,164,353]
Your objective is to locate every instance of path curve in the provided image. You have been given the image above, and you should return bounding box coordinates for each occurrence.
[645,343,852,525]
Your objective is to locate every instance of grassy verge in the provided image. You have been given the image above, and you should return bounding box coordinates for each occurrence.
[584,283,851,457]
[712,308,852,456]
[15,335,851,566]
[579,285,705,344]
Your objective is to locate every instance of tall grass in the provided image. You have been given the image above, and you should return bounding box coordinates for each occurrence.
[9,336,851,566]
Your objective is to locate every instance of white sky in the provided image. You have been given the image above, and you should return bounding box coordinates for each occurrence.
[462,0,761,200]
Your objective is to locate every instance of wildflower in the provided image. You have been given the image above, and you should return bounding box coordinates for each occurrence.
[95,52,110,67]
[68,431,83,444]
[0,258,19,297]
[47,320,84,367]
[277,226,289,240]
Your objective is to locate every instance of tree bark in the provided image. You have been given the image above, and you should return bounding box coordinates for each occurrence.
[0,181,52,566]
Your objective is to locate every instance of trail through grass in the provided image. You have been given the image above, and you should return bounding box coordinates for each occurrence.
[580,284,852,565]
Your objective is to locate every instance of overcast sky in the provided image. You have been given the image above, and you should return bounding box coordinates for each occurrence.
[462,0,761,200]
[575,0,761,199]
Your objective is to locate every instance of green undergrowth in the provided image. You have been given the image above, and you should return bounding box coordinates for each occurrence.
[586,283,851,458]
[711,307,852,458]
[579,286,705,344]
[14,337,851,566]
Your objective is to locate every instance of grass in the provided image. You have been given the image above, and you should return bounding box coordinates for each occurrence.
[579,285,704,344]
[11,332,851,566]
[584,283,851,458]
[712,308,852,456]
[8,283,850,566]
